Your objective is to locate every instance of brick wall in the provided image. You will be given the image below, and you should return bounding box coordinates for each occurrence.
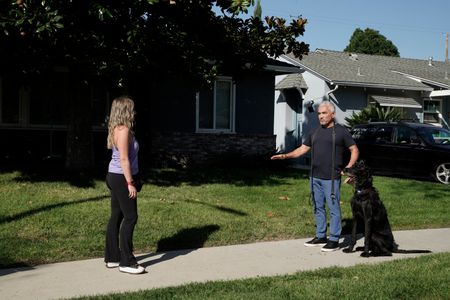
[149,132,276,168]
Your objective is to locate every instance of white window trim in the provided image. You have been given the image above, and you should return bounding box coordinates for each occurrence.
[196,76,236,133]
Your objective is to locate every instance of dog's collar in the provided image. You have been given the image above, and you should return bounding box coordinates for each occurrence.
[356,188,371,195]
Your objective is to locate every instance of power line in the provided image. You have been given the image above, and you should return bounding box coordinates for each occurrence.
[260,8,448,35]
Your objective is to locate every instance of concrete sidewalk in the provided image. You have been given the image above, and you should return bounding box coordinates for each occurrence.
[1,228,449,300]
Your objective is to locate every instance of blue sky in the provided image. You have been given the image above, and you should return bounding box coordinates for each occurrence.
[241,0,450,61]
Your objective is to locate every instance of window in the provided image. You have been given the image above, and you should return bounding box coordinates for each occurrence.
[29,76,69,126]
[196,77,235,132]
[0,73,110,129]
[351,126,376,141]
[423,99,442,124]
[373,126,393,143]
[394,126,419,144]
[418,127,450,145]
[0,76,21,125]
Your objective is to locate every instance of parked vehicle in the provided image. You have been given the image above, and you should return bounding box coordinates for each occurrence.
[350,122,450,184]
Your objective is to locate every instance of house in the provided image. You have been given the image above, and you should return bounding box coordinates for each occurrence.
[0,59,301,169]
[274,49,450,164]
[144,59,302,167]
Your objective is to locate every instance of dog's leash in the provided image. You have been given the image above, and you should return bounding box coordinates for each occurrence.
[309,127,320,211]
[331,125,336,204]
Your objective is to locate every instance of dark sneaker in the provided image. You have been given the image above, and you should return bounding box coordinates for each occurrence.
[119,264,145,274]
[105,262,120,268]
[304,237,328,247]
[321,241,339,252]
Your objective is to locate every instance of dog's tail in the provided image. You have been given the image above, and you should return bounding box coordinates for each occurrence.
[392,249,432,254]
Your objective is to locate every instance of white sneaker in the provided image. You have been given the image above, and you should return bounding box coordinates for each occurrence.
[105,262,120,268]
[119,264,145,274]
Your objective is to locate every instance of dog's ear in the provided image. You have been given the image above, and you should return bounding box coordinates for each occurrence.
[356,160,365,169]
[360,160,373,183]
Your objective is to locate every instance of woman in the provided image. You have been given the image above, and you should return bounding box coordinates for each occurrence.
[105,96,145,274]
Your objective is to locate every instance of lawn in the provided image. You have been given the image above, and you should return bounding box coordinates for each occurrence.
[0,165,449,267]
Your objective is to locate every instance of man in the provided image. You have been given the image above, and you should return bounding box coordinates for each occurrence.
[271,101,359,251]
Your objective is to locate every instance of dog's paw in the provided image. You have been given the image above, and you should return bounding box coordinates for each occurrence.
[343,248,354,253]
[360,251,370,258]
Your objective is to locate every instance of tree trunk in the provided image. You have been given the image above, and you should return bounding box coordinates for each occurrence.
[65,84,94,171]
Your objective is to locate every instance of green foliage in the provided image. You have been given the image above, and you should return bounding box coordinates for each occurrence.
[0,0,308,88]
[345,105,405,127]
[344,27,400,57]
[218,0,255,15]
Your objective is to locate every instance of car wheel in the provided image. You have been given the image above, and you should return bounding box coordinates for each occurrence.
[435,163,450,184]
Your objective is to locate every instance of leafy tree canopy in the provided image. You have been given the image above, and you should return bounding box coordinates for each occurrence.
[344,28,399,57]
[0,0,309,88]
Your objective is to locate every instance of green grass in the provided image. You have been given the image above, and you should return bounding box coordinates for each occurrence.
[75,252,450,300]
[0,166,449,267]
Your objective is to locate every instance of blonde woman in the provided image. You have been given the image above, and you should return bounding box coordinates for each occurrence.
[105,96,145,274]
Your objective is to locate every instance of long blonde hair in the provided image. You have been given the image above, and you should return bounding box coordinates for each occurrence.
[107,96,135,149]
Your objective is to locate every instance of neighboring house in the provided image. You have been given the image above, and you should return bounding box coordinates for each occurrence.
[0,59,301,168]
[274,49,450,165]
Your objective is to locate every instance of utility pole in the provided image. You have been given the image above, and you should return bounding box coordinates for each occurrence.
[446,32,449,64]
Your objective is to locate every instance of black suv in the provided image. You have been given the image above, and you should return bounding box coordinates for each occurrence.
[350,122,450,184]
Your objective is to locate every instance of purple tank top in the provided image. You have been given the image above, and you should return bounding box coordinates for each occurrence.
[108,136,139,175]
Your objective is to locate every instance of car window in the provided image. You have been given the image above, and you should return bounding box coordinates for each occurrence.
[373,126,393,143]
[394,127,419,144]
[418,127,450,145]
[351,126,376,141]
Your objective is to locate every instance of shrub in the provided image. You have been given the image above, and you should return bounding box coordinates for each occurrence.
[345,105,404,127]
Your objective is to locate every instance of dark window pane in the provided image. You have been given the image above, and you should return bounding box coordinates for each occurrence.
[1,77,20,124]
[91,85,109,127]
[373,126,393,143]
[30,77,69,125]
[215,81,231,129]
[199,89,214,129]
[396,127,417,144]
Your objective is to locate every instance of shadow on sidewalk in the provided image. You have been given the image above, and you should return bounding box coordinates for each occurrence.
[0,265,35,277]
[138,225,220,268]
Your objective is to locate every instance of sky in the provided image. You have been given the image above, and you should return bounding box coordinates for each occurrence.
[241,0,450,62]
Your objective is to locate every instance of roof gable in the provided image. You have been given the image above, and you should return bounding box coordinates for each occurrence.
[275,73,307,90]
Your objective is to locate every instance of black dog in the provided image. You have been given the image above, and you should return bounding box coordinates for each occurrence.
[342,161,431,257]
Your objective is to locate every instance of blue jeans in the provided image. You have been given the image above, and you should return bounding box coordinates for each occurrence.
[311,177,341,242]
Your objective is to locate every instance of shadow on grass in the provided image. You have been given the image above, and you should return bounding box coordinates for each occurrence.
[13,170,100,188]
[0,195,109,225]
[138,225,220,268]
[0,158,107,188]
[183,199,247,216]
[146,165,309,187]
[1,159,310,188]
